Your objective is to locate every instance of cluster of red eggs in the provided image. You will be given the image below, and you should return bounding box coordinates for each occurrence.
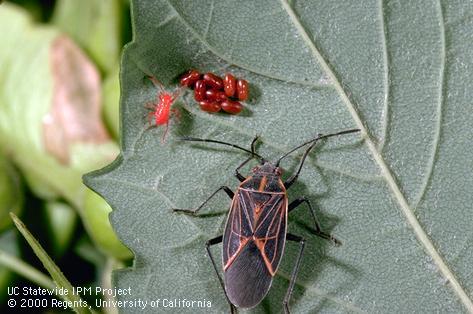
[180,70,249,114]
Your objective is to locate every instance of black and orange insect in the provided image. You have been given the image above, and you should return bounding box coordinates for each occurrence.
[174,128,360,313]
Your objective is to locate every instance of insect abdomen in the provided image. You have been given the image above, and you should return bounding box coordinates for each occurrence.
[224,241,273,308]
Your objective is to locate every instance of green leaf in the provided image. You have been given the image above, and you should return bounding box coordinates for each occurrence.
[0,231,55,294]
[0,230,21,303]
[83,188,132,260]
[0,155,22,232]
[0,4,118,209]
[10,213,91,314]
[103,66,121,139]
[52,0,124,73]
[85,1,473,312]
[44,201,77,256]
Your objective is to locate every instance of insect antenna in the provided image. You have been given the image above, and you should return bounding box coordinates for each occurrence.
[276,129,360,189]
[275,128,360,167]
[179,137,265,161]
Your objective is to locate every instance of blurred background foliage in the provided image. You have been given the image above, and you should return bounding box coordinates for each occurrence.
[0,0,132,312]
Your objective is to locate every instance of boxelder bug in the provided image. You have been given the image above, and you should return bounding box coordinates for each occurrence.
[174,128,360,313]
[145,76,182,142]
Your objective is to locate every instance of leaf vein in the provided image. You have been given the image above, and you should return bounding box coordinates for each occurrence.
[177,104,367,180]
[162,0,333,88]
[92,177,205,239]
[378,0,390,152]
[279,0,473,310]
[412,0,445,211]
[202,0,215,40]
[277,271,367,313]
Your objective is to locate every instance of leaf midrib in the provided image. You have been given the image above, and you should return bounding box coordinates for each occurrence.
[126,0,472,311]
[159,0,331,88]
[279,0,473,311]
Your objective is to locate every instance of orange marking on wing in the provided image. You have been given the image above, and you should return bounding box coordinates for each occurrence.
[254,238,276,276]
[261,202,283,268]
[269,211,283,265]
[253,195,288,276]
[253,204,263,225]
[258,176,268,192]
[223,237,250,271]
[254,194,283,234]
[255,205,262,215]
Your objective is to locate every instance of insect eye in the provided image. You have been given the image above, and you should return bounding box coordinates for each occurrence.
[275,167,282,175]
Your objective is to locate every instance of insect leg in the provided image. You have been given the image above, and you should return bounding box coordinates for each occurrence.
[145,102,156,110]
[283,233,306,314]
[283,139,319,190]
[283,129,360,189]
[234,136,260,181]
[234,157,252,181]
[172,186,234,215]
[206,236,237,314]
[161,122,170,144]
[288,197,341,246]
[171,86,184,100]
[147,112,154,125]
[170,108,181,120]
[147,75,165,92]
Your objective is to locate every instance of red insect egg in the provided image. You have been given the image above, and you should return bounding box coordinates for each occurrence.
[223,73,237,97]
[194,80,206,101]
[236,79,249,101]
[199,100,221,113]
[221,99,243,114]
[178,70,249,115]
[180,69,201,88]
[205,89,227,102]
[203,72,224,89]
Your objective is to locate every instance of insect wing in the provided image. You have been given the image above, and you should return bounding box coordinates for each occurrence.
[222,190,253,269]
[253,192,287,275]
[223,189,287,276]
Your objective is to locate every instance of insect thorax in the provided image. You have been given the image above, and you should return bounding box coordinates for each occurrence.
[240,174,285,193]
